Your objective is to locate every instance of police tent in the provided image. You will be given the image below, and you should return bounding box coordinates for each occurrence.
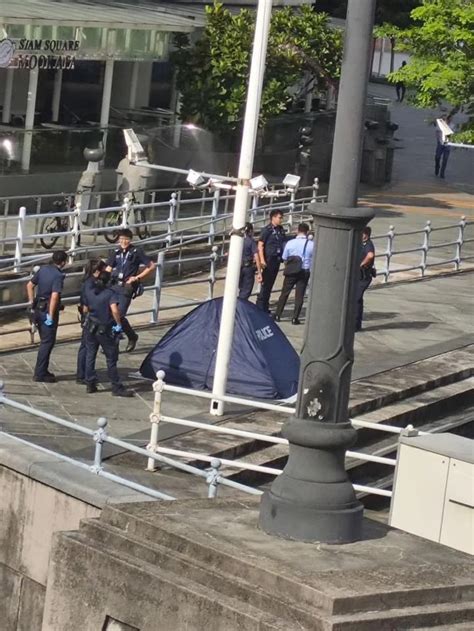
[140,298,299,400]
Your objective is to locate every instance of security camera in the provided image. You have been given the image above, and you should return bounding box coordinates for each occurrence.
[186,169,209,189]
[123,129,146,163]
[249,174,268,193]
[282,173,301,192]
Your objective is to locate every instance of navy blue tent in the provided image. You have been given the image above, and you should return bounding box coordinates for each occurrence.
[140,298,300,399]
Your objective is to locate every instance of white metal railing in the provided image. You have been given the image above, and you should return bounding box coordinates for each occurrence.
[144,371,426,499]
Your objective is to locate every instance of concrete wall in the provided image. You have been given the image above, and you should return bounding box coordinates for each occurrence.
[0,434,155,631]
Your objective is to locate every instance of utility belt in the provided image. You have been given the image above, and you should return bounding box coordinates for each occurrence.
[84,315,112,337]
[113,277,144,299]
[360,266,376,281]
[242,259,256,269]
[33,297,64,313]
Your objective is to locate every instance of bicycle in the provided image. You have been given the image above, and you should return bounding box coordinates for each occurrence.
[103,194,151,243]
[39,196,77,249]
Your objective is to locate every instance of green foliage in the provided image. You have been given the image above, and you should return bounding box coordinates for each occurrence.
[171,3,342,136]
[315,1,421,27]
[384,0,474,139]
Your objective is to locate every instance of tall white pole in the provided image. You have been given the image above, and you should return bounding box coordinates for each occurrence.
[21,66,39,172]
[210,0,273,416]
[2,68,14,124]
[51,69,63,122]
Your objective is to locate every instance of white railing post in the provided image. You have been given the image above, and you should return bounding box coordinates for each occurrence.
[206,458,222,498]
[288,189,295,229]
[312,177,319,202]
[0,199,9,256]
[208,245,218,300]
[14,206,26,273]
[209,188,220,245]
[250,194,258,224]
[420,220,431,277]
[91,417,108,473]
[456,215,466,271]
[385,225,394,282]
[150,250,165,324]
[121,196,130,228]
[69,202,81,263]
[147,370,165,472]
[167,192,177,246]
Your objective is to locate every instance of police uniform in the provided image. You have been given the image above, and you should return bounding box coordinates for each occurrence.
[82,281,128,395]
[76,275,96,383]
[356,238,375,331]
[238,235,258,300]
[31,264,65,380]
[106,244,151,342]
[256,223,286,312]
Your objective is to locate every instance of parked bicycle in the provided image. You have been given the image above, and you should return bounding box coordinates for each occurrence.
[40,196,77,249]
[103,194,151,243]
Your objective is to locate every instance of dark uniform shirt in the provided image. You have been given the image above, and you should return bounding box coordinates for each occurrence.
[360,239,375,279]
[32,264,64,299]
[242,235,257,266]
[79,276,95,307]
[258,224,286,261]
[82,284,119,327]
[106,245,151,282]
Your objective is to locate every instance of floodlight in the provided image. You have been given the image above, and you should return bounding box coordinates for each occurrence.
[282,173,301,191]
[186,169,208,188]
[436,118,454,144]
[249,174,268,192]
[123,128,146,163]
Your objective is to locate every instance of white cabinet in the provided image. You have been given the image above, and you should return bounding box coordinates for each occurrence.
[390,433,474,555]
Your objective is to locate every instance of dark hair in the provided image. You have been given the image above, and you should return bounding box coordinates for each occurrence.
[94,270,112,293]
[83,258,105,279]
[298,222,309,235]
[117,228,133,239]
[52,250,67,265]
[244,222,253,235]
[363,226,372,237]
[270,209,283,220]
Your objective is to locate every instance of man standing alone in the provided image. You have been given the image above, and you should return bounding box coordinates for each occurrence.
[256,209,286,313]
[274,223,314,325]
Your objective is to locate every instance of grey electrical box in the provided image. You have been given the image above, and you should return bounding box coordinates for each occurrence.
[390,433,473,555]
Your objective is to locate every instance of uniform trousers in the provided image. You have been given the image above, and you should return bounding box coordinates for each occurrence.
[275,269,310,320]
[238,266,255,300]
[435,143,450,178]
[356,278,372,330]
[33,311,58,378]
[115,285,136,340]
[84,329,121,390]
[256,259,280,312]
[76,328,97,382]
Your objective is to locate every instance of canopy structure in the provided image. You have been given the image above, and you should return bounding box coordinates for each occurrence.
[140,298,300,400]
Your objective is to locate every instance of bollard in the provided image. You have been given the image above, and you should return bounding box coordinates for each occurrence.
[206,458,222,498]
[208,246,218,300]
[385,225,394,282]
[91,417,108,473]
[147,370,165,471]
[420,220,431,277]
[150,250,165,324]
[167,193,177,246]
[13,206,26,273]
[456,216,466,272]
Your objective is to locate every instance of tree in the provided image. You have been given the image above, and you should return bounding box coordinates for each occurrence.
[387,0,474,142]
[171,3,342,138]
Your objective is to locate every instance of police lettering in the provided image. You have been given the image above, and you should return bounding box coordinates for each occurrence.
[256,326,274,341]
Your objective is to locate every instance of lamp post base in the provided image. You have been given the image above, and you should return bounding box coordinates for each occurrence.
[259,420,363,544]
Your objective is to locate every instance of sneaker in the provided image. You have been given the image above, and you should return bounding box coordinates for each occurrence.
[274,314,281,322]
[291,318,301,325]
[86,382,98,394]
[112,388,134,398]
[33,374,57,383]
[125,334,138,353]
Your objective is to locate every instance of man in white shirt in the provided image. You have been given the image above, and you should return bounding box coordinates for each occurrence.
[274,222,314,325]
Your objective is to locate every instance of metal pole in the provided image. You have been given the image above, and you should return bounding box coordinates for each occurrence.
[14,206,26,273]
[100,59,114,128]
[21,67,39,173]
[327,0,376,208]
[147,370,165,472]
[210,0,273,416]
[51,69,63,122]
[259,0,376,544]
[129,61,140,110]
[2,68,14,124]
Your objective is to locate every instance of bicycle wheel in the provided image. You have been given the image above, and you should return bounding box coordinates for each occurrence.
[135,209,151,240]
[40,216,60,249]
[103,211,121,243]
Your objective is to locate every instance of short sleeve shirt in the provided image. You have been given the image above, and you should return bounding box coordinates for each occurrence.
[282,236,314,270]
[32,264,64,299]
[242,236,257,265]
[106,245,151,281]
[258,224,286,260]
[360,239,375,268]
[82,284,119,326]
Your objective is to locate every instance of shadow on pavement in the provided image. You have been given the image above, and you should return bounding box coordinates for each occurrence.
[362,320,433,332]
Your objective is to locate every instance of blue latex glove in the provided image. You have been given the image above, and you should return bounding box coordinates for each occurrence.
[45,314,54,327]
[112,324,123,334]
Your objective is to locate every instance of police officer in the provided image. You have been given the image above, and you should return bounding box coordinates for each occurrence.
[256,209,286,313]
[356,226,376,332]
[76,258,105,384]
[82,266,133,397]
[26,250,67,383]
[105,228,155,352]
[239,223,262,300]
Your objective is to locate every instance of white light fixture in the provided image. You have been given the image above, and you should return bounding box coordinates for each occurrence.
[249,174,268,192]
[282,173,300,192]
[186,169,208,188]
[123,128,146,163]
